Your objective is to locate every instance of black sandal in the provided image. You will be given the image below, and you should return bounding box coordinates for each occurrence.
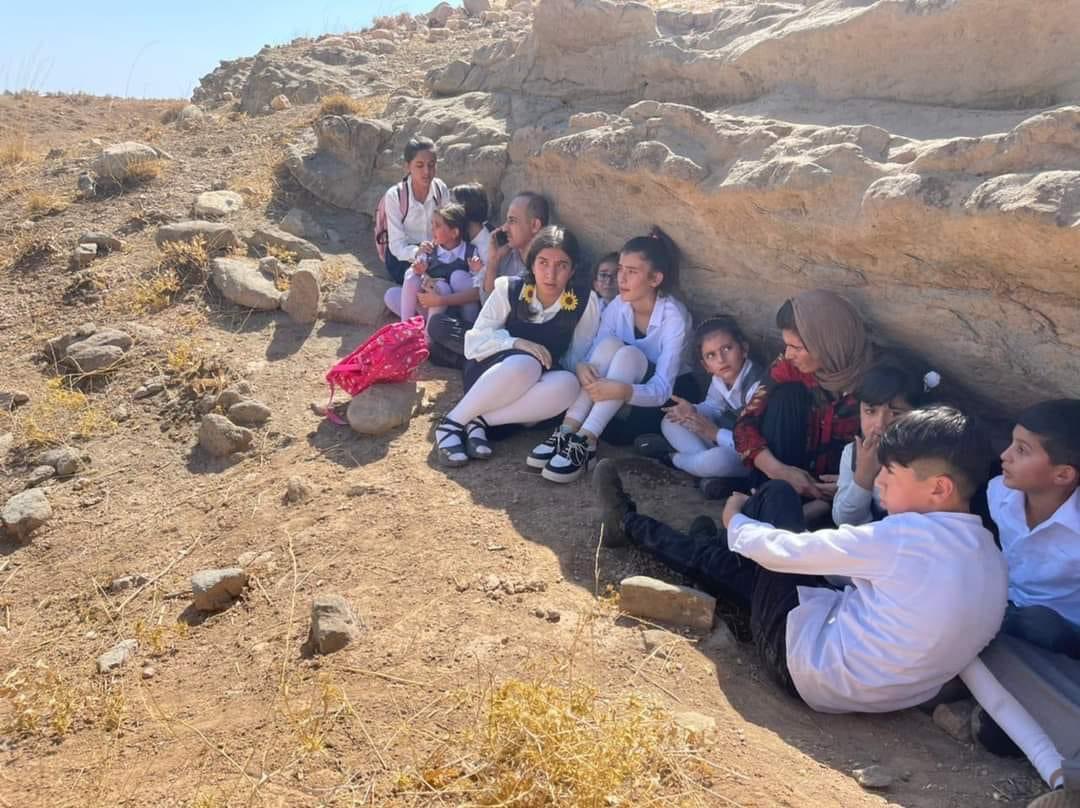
[465,416,493,460]
[435,417,469,467]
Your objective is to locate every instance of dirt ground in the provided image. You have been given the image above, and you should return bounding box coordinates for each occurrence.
[0,89,1048,808]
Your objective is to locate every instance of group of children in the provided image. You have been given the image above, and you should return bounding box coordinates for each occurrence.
[378,136,1080,798]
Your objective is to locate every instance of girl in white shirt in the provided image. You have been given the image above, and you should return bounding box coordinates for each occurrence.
[384,203,479,326]
[380,136,449,285]
[433,226,601,467]
[833,361,935,527]
[532,227,694,484]
[637,316,766,487]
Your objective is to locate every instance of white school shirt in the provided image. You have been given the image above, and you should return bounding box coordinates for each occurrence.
[464,276,601,372]
[727,511,1008,714]
[590,295,690,408]
[384,177,449,263]
[470,226,491,266]
[832,441,884,527]
[695,360,763,446]
[988,475,1080,626]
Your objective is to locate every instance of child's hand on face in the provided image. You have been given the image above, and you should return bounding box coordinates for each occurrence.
[419,241,435,255]
[853,433,882,490]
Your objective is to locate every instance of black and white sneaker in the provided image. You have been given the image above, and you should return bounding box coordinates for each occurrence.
[541,433,596,483]
[527,428,568,469]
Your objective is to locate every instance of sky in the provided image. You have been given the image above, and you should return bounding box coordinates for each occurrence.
[3,0,437,100]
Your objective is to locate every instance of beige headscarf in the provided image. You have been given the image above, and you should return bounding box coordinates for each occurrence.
[790,290,872,394]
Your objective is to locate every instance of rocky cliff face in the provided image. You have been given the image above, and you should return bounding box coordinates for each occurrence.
[203,0,1080,412]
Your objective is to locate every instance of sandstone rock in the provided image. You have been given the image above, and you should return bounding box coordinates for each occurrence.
[90,142,171,183]
[427,2,454,27]
[345,382,421,436]
[78,232,124,253]
[216,382,253,411]
[109,573,150,594]
[209,257,282,310]
[463,0,490,18]
[248,227,322,261]
[177,104,205,129]
[427,27,452,42]
[307,594,358,654]
[933,700,975,743]
[43,322,96,363]
[62,338,127,374]
[156,221,242,252]
[36,447,89,477]
[279,207,323,240]
[0,391,29,411]
[282,261,321,323]
[142,666,156,679]
[237,550,275,570]
[642,629,681,659]
[193,190,244,219]
[2,489,52,540]
[322,260,395,327]
[69,242,98,270]
[270,94,291,111]
[673,711,717,747]
[133,378,166,400]
[619,576,715,631]
[226,399,272,427]
[853,765,895,790]
[198,413,254,456]
[26,466,55,487]
[97,639,138,674]
[191,568,248,611]
[284,476,313,504]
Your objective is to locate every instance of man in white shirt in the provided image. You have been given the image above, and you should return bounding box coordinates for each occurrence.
[990,399,1080,659]
[594,406,1007,713]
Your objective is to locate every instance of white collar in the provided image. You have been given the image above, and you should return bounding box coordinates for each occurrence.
[435,242,468,262]
[715,359,754,398]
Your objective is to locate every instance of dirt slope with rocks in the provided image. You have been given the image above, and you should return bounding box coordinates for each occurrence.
[0,2,1063,806]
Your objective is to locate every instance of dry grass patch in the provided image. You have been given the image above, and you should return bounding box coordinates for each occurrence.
[25,190,70,218]
[11,377,116,448]
[159,102,186,124]
[0,234,58,272]
[123,158,165,185]
[0,133,34,168]
[1,663,130,740]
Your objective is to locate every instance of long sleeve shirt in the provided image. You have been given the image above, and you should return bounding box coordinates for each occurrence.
[464,276,601,372]
[589,294,690,408]
[695,360,764,444]
[727,510,1008,714]
[734,355,859,475]
[989,475,1080,626]
[384,177,449,263]
[832,441,883,527]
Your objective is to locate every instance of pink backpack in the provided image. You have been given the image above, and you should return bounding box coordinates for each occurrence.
[374,177,446,262]
[324,317,429,423]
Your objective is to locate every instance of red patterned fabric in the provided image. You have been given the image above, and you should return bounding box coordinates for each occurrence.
[325,317,429,420]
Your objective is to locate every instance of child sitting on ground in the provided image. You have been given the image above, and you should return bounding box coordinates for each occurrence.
[832,362,938,526]
[634,316,765,498]
[989,398,1080,659]
[592,252,619,312]
[384,202,479,327]
[594,406,1008,714]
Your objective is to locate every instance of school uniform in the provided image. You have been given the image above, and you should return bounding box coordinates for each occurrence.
[832,441,887,527]
[588,294,698,444]
[383,177,449,284]
[989,476,1080,657]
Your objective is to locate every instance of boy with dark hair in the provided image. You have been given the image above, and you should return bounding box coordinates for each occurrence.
[594,406,1008,713]
[990,398,1080,658]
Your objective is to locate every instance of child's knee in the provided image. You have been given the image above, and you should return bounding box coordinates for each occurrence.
[384,286,402,314]
[609,345,649,380]
[502,353,544,385]
[588,335,625,370]
[448,270,472,293]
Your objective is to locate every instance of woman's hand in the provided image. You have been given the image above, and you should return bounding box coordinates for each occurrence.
[513,338,552,370]
[853,433,882,491]
[780,465,837,501]
[416,288,443,309]
[576,362,599,387]
[585,379,632,403]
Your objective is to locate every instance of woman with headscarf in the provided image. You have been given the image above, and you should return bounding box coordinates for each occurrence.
[733,289,873,500]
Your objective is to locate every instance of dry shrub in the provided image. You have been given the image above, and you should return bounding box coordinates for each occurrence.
[319,256,349,290]
[124,158,165,185]
[160,235,209,278]
[0,133,34,168]
[25,190,70,217]
[281,673,347,755]
[396,677,715,806]
[352,93,390,118]
[159,102,186,124]
[1,663,128,739]
[14,377,115,448]
[318,93,365,117]
[121,273,183,315]
[0,234,57,272]
[262,243,298,264]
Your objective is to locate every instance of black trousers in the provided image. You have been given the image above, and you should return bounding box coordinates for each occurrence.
[624,480,825,699]
[749,381,814,487]
[426,312,467,370]
[601,372,702,446]
[1002,603,1080,660]
[385,251,411,285]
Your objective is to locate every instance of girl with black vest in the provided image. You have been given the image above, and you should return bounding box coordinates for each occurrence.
[635,316,766,492]
[434,226,601,467]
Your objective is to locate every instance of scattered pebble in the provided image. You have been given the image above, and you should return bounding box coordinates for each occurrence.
[141,666,156,680]
[97,639,138,674]
[853,765,895,790]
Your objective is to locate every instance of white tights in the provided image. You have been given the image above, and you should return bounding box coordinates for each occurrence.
[564,336,648,438]
[448,354,580,427]
[384,269,478,324]
[661,420,748,478]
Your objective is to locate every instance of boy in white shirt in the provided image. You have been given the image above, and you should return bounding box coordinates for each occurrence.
[990,399,1080,659]
[594,406,1008,713]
